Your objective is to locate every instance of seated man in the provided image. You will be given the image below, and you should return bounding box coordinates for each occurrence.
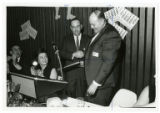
[7,44,29,79]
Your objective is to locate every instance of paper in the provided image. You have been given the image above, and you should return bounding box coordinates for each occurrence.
[104,7,139,30]
[118,7,139,30]
[104,7,139,39]
[20,20,38,40]
[19,30,30,41]
[108,20,128,39]
[27,26,38,40]
[104,7,119,22]
[21,20,31,31]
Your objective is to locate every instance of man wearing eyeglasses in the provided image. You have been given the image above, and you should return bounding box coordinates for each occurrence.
[60,18,90,98]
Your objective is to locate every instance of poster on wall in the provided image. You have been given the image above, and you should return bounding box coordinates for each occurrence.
[19,20,38,40]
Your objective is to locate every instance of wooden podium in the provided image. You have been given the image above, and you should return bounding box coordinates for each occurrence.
[10,72,68,99]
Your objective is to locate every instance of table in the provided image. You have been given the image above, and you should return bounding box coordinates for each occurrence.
[62,97,105,107]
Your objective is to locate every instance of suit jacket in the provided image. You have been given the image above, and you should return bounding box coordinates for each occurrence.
[60,34,90,67]
[8,57,30,75]
[85,23,122,89]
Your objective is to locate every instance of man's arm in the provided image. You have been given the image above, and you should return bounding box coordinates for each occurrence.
[60,37,84,60]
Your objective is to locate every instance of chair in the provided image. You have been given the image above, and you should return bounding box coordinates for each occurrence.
[110,89,137,107]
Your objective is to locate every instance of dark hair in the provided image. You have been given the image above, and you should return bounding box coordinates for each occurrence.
[32,48,48,62]
[37,48,47,54]
[69,17,84,33]
[34,48,49,70]
[93,10,106,21]
[70,18,81,26]
[10,44,21,51]
[9,44,22,56]
[36,48,48,59]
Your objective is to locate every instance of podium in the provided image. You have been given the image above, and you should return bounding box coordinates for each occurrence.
[10,72,68,99]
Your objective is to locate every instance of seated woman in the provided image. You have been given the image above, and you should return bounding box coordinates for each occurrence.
[30,49,65,104]
[30,49,58,80]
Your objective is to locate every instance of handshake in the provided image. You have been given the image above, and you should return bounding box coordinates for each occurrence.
[72,50,84,60]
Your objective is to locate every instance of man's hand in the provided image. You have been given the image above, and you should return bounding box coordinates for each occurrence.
[80,61,84,67]
[57,76,63,80]
[13,63,22,70]
[87,82,98,96]
[12,54,17,62]
[72,50,84,59]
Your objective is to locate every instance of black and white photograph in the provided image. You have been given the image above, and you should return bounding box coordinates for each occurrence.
[0,0,159,112]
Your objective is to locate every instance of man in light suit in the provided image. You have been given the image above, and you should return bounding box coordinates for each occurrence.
[84,10,122,106]
[60,18,90,98]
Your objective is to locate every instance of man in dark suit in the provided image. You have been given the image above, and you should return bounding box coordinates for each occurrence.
[7,45,30,79]
[60,18,90,98]
[84,10,122,106]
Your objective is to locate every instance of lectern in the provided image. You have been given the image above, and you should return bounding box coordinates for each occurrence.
[10,72,68,99]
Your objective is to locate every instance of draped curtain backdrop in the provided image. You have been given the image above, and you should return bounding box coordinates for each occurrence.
[7,7,155,96]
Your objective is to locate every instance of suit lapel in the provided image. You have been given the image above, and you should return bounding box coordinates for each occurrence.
[80,34,86,50]
[85,25,108,58]
[70,35,77,51]
[89,24,108,47]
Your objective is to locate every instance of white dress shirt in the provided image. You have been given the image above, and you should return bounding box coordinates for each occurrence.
[74,33,82,47]
[89,33,99,45]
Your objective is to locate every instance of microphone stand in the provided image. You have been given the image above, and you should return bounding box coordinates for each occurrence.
[53,45,64,80]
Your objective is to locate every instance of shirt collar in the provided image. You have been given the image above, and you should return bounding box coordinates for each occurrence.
[90,33,99,45]
[73,33,82,39]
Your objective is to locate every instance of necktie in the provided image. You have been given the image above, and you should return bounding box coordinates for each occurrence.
[76,36,80,51]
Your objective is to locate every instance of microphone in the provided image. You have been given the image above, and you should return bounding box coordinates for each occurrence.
[52,42,58,50]
[51,41,64,80]
[51,42,56,45]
